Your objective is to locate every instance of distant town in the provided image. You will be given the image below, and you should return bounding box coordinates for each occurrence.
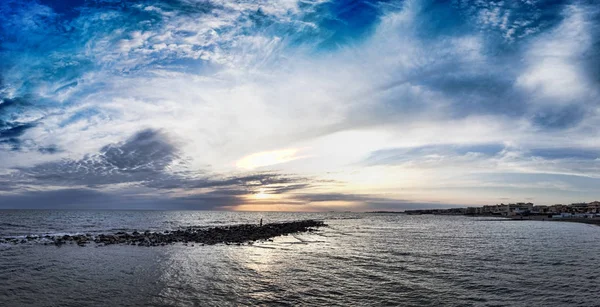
[404,201,600,219]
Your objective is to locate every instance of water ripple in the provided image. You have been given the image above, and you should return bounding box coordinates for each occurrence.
[0,212,599,306]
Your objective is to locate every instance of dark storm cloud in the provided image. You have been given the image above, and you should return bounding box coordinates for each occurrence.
[145,172,310,190]
[32,131,302,192]
[0,128,315,208]
[100,129,177,172]
[15,128,179,185]
[266,184,312,195]
[0,174,312,210]
[0,178,311,210]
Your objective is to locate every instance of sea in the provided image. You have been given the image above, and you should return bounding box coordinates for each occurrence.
[0,210,599,307]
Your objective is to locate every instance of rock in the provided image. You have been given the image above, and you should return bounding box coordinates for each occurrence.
[7,220,326,248]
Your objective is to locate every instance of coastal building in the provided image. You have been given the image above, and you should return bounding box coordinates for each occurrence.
[466,207,484,215]
[532,205,549,214]
[508,203,534,215]
[548,204,568,214]
[486,204,510,216]
[587,201,600,213]
[570,203,589,213]
[403,200,600,217]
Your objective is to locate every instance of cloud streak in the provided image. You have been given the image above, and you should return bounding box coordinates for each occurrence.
[1,0,599,209]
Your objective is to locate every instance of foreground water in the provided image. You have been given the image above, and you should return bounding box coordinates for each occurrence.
[1,211,599,306]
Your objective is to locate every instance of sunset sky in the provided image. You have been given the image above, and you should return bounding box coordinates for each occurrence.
[1,0,599,210]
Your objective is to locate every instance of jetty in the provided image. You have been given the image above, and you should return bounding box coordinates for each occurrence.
[0,220,326,247]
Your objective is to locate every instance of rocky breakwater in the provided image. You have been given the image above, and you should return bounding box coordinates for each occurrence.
[0,220,326,247]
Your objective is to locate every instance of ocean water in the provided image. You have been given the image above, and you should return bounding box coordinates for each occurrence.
[1,211,599,307]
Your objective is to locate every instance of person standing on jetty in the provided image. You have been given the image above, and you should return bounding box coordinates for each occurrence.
[260,218,263,227]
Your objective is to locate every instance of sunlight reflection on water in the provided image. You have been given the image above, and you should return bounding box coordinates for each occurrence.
[1,212,600,306]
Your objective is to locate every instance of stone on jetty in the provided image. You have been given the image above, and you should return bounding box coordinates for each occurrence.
[4,220,326,248]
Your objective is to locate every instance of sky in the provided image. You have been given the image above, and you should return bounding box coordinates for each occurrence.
[0,0,599,211]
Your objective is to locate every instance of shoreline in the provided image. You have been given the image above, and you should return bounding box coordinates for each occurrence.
[462,214,600,226]
[504,215,600,226]
[401,212,600,227]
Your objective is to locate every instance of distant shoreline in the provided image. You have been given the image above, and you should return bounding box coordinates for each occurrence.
[375,211,600,227]
[503,215,600,226]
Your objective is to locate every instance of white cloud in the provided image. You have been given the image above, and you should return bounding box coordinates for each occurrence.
[517,5,596,104]
[3,0,600,208]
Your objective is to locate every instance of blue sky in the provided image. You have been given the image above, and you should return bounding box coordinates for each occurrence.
[0,0,599,210]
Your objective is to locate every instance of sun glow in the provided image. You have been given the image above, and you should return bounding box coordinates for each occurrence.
[254,188,271,200]
[235,148,303,169]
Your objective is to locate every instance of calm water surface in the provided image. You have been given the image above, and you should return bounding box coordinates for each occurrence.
[1,211,599,306]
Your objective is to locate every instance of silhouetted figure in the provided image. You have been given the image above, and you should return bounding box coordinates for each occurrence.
[260,218,263,227]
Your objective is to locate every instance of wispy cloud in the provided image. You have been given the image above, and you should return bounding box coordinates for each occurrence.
[236,148,308,169]
[1,0,599,209]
